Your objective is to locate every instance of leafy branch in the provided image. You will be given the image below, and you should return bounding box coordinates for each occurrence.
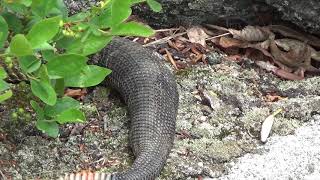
[0,0,161,137]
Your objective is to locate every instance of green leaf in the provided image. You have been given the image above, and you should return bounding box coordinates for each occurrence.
[26,16,61,48]
[3,2,28,14]
[0,67,7,79]
[0,90,12,103]
[111,22,155,37]
[0,79,10,92]
[41,50,55,62]
[31,79,57,106]
[67,12,90,22]
[30,100,45,119]
[56,108,85,124]
[18,56,41,73]
[47,54,87,78]
[146,0,162,12]
[55,36,75,50]
[50,0,68,18]
[2,12,23,34]
[34,42,55,51]
[67,34,113,56]
[65,65,111,87]
[9,34,33,56]
[31,0,67,18]
[44,96,80,118]
[20,0,32,7]
[111,0,132,26]
[53,78,64,96]
[92,8,112,29]
[0,16,9,48]
[36,65,50,83]
[36,119,59,137]
[131,0,146,4]
[81,35,112,56]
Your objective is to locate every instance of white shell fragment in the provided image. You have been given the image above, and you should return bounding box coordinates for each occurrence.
[261,108,283,143]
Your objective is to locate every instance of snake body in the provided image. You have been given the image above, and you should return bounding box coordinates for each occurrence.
[102,38,179,179]
[60,1,179,178]
[61,38,179,179]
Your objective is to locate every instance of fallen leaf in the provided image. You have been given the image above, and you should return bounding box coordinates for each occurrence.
[267,25,320,48]
[255,61,304,80]
[264,94,286,102]
[167,39,180,51]
[270,39,306,68]
[186,26,209,46]
[229,25,272,42]
[65,88,87,100]
[275,38,320,61]
[219,36,248,48]
[261,108,283,143]
[313,51,320,61]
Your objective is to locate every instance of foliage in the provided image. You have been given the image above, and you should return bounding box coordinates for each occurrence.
[0,0,161,137]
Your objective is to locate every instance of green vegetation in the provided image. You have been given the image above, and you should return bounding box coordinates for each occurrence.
[0,0,161,137]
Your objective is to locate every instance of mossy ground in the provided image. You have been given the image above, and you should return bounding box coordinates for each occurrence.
[1,53,320,179]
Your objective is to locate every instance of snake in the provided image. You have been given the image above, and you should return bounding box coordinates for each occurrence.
[60,37,179,180]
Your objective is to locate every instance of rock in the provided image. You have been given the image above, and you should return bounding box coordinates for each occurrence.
[134,0,320,36]
[265,0,320,36]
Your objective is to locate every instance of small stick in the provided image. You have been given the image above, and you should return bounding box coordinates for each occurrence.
[155,28,181,32]
[164,49,178,70]
[205,32,231,41]
[143,32,187,47]
[204,24,229,32]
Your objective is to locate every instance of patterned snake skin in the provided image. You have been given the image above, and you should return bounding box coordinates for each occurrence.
[61,1,179,179]
[61,38,179,180]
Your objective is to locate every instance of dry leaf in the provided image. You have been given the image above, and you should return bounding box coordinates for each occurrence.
[186,26,209,46]
[270,38,320,75]
[255,61,304,80]
[275,38,320,61]
[247,40,274,59]
[65,88,87,100]
[313,51,320,61]
[229,25,272,42]
[219,36,248,48]
[261,108,283,143]
[265,94,286,102]
[267,25,320,48]
[270,39,307,68]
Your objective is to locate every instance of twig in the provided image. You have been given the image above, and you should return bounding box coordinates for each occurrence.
[204,24,229,32]
[164,49,178,70]
[155,28,181,32]
[205,32,231,41]
[88,157,105,165]
[143,32,187,47]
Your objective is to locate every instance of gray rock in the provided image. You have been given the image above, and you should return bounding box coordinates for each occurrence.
[219,119,320,180]
[134,0,320,35]
[265,0,320,36]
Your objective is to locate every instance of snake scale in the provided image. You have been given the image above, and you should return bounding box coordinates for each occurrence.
[46,1,178,179]
[60,37,179,180]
